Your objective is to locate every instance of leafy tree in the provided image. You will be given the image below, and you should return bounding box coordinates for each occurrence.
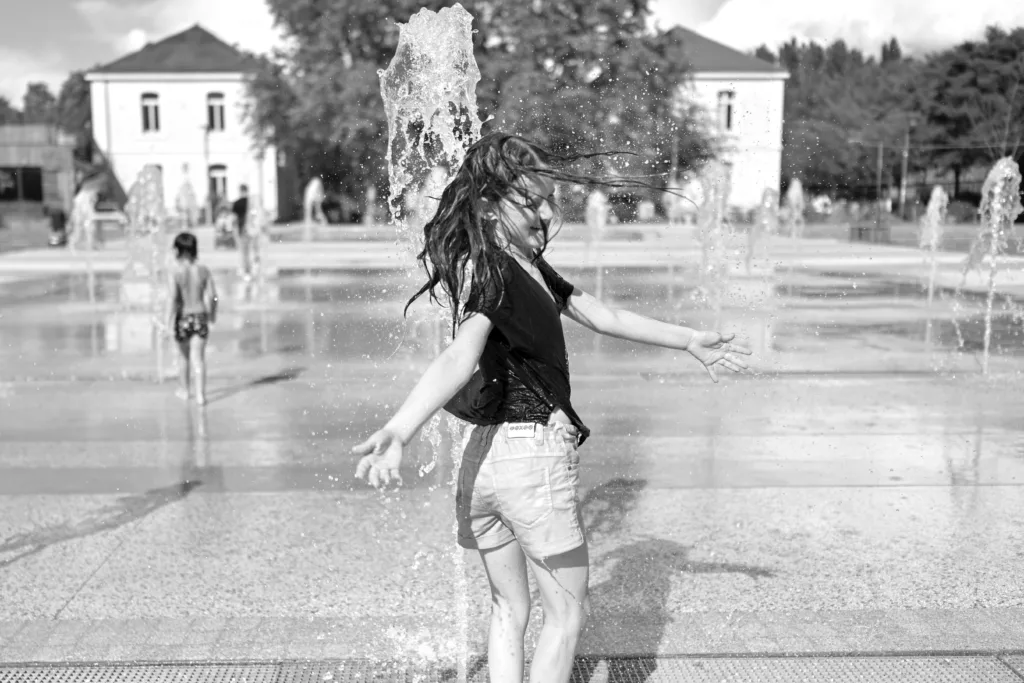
[0,96,20,124]
[56,72,91,135]
[774,37,922,198]
[248,0,714,204]
[22,82,57,125]
[919,26,1024,191]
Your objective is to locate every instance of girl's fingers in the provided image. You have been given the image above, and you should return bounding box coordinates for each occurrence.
[727,355,749,370]
[355,455,373,480]
[705,363,719,383]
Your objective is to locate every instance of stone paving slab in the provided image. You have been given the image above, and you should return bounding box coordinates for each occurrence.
[2,610,1024,663]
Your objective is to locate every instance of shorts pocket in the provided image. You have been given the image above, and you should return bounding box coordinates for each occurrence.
[494,458,554,530]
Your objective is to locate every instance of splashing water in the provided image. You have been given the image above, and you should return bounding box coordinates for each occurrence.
[379,4,484,251]
[696,160,733,327]
[967,157,1023,374]
[121,164,170,379]
[378,4,484,677]
[920,185,948,348]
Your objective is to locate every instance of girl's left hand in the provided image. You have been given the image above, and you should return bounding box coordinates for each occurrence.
[353,428,405,488]
[685,331,752,383]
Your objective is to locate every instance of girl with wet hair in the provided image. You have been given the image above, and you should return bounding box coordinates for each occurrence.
[354,132,750,683]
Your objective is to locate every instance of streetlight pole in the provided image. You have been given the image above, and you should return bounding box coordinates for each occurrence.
[898,115,920,219]
[876,141,884,228]
[203,124,212,225]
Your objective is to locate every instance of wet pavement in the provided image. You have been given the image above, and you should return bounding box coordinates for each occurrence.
[1,235,1024,671]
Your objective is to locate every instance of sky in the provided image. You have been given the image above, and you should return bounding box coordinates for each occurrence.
[3,0,1024,103]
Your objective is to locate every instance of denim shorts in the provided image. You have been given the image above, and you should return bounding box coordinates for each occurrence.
[456,421,584,559]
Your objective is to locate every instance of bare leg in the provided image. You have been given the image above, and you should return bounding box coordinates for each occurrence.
[526,542,590,683]
[190,335,208,405]
[176,339,191,399]
[478,541,531,683]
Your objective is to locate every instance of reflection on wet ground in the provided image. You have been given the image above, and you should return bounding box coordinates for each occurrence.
[2,264,1023,370]
[3,260,1024,663]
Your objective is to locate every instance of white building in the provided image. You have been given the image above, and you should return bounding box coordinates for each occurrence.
[677,28,789,210]
[85,25,281,220]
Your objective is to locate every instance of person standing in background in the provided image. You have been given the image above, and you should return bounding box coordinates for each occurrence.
[303,176,325,241]
[232,184,259,280]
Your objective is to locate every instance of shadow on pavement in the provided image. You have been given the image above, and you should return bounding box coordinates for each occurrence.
[206,366,306,404]
[578,478,775,682]
[0,481,201,569]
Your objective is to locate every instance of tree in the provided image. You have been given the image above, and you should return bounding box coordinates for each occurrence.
[22,82,57,125]
[881,38,902,65]
[775,37,922,198]
[920,26,1024,186]
[0,96,20,124]
[56,72,91,135]
[248,0,715,203]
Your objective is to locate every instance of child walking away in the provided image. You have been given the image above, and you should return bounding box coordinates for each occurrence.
[167,232,218,405]
[353,133,751,683]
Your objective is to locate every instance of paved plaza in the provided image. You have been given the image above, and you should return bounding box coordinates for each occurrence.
[1,229,1024,679]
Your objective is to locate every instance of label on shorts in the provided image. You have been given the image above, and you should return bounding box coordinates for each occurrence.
[507,423,537,439]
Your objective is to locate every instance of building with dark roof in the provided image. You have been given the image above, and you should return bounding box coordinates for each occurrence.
[674,27,789,209]
[85,25,287,222]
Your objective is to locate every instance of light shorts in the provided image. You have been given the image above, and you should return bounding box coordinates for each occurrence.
[456,421,584,559]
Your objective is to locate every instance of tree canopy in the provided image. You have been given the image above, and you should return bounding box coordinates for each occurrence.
[758,26,1024,200]
[247,0,716,199]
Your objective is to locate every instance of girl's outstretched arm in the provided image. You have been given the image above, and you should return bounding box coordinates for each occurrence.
[353,313,493,488]
[563,287,751,382]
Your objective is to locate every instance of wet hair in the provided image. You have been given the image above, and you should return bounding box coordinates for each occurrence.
[405,132,663,332]
[173,232,198,260]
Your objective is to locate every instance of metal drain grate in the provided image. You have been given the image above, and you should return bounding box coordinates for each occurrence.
[1,656,1023,683]
[1003,656,1024,679]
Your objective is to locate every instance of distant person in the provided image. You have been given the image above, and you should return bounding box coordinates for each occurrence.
[175,163,199,228]
[303,176,326,240]
[68,184,99,252]
[166,232,218,406]
[232,184,259,279]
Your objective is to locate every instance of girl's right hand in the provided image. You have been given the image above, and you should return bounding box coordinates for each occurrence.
[353,429,405,488]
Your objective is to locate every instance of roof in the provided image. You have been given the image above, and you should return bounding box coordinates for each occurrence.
[91,25,257,74]
[670,26,787,75]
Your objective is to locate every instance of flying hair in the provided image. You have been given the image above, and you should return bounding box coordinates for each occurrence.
[404,132,674,333]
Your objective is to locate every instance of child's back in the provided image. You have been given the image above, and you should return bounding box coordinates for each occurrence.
[173,261,213,316]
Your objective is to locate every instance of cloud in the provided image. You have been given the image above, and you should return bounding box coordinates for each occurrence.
[649,0,728,30]
[73,0,283,59]
[0,47,68,102]
[684,0,1024,56]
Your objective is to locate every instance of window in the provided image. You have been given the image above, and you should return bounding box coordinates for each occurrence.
[207,92,225,132]
[208,164,227,201]
[141,93,160,132]
[717,90,735,131]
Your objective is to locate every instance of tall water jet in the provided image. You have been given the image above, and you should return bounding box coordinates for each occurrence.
[920,185,948,346]
[748,187,778,274]
[379,4,483,253]
[121,164,170,379]
[697,160,732,327]
[378,4,484,676]
[965,157,1023,374]
[783,178,805,239]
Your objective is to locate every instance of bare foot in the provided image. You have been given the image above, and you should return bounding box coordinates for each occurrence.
[175,388,190,401]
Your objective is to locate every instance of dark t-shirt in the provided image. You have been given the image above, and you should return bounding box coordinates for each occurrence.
[456,252,589,441]
[231,197,248,233]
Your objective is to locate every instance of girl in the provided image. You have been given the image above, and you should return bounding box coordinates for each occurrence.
[353,133,750,683]
[167,232,218,405]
